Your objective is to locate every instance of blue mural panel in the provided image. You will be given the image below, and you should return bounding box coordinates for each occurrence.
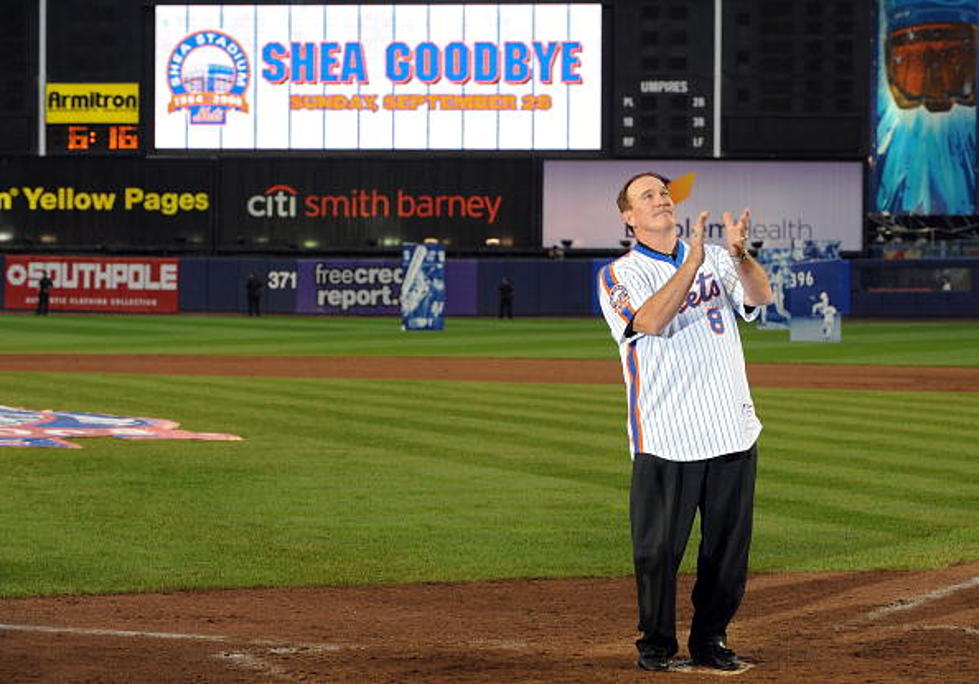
[401,243,446,330]
[871,0,977,214]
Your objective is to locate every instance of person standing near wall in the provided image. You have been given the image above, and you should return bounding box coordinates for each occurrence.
[498,276,515,319]
[246,272,263,317]
[36,271,54,315]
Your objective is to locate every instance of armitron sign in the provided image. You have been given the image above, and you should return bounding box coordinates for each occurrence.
[46,83,140,124]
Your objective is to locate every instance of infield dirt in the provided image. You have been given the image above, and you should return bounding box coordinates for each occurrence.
[0,355,976,682]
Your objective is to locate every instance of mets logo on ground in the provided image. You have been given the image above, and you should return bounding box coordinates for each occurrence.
[167,30,250,125]
[0,405,241,448]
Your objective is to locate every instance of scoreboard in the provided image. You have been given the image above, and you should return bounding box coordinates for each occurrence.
[32,1,870,161]
[613,0,716,158]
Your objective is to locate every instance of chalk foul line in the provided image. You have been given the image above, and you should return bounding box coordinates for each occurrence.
[863,576,979,621]
[0,622,348,652]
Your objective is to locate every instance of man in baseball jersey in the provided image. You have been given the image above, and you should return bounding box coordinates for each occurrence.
[598,172,773,672]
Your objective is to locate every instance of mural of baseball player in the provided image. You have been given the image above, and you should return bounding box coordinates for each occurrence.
[400,243,445,330]
[760,264,792,326]
[811,291,839,341]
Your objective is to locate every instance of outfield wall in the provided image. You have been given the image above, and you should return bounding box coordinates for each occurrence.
[2,254,977,318]
[850,259,979,318]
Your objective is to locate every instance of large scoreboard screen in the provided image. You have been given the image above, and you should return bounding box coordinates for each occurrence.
[612,0,715,158]
[153,3,603,152]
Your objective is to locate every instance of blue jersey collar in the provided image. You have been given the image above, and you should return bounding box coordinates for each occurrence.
[633,239,686,267]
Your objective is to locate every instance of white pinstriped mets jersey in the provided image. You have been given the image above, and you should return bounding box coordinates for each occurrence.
[598,240,762,462]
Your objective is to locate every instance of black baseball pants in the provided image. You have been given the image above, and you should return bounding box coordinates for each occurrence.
[630,444,756,657]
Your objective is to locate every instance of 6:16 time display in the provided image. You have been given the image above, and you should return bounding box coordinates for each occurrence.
[47,124,141,154]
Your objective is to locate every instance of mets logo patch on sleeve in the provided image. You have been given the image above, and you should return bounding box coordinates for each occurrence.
[609,283,631,313]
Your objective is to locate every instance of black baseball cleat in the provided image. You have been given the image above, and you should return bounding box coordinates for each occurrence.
[636,651,672,671]
[689,638,742,671]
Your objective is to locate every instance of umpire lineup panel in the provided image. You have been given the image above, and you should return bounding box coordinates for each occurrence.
[613,0,716,158]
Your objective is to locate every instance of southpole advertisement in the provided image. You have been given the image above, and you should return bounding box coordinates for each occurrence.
[4,256,179,313]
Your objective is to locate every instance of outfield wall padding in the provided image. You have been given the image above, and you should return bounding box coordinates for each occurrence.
[4,255,978,318]
[849,258,979,318]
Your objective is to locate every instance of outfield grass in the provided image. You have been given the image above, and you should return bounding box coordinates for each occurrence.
[1,368,976,598]
[0,313,977,365]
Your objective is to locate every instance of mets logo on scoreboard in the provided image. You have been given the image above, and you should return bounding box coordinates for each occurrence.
[167,30,250,125]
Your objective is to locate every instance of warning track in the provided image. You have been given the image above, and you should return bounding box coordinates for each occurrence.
[0,354,976,391]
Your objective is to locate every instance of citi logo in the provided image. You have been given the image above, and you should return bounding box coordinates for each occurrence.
[247,185,298,218]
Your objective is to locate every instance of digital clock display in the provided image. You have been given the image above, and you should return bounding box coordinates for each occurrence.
[46,124,142,155]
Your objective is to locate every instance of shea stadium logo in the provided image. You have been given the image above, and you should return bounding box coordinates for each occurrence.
[0,405,240,449]
[167,30,250,125]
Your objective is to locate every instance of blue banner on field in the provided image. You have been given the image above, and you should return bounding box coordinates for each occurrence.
[401,243,445,330]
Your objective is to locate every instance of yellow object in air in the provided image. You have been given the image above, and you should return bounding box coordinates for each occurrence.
[668,173,695,204]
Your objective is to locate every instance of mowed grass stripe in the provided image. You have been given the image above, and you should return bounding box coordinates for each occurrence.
[761,389,979,425]
[278,376,625,423]
[760,389,979,444]
[2,373,977,595]
[758,461,977,513]
[758,479,978,528]
[758,411,979,495]
[753,490,948,537]
[0,315,615,358]
[763,411,978,445]
[742,320,979,366]
[760,443,979,485]
[190,378,631,487]
[2,315,979,366]
[5,382,961,494]
[170,374,628,449]
[1,383,633,594]
[762,410,978,460]
[774,524,979,572]
[751,516,897,568]
[2,373,629,487]
[762,422,979,464]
